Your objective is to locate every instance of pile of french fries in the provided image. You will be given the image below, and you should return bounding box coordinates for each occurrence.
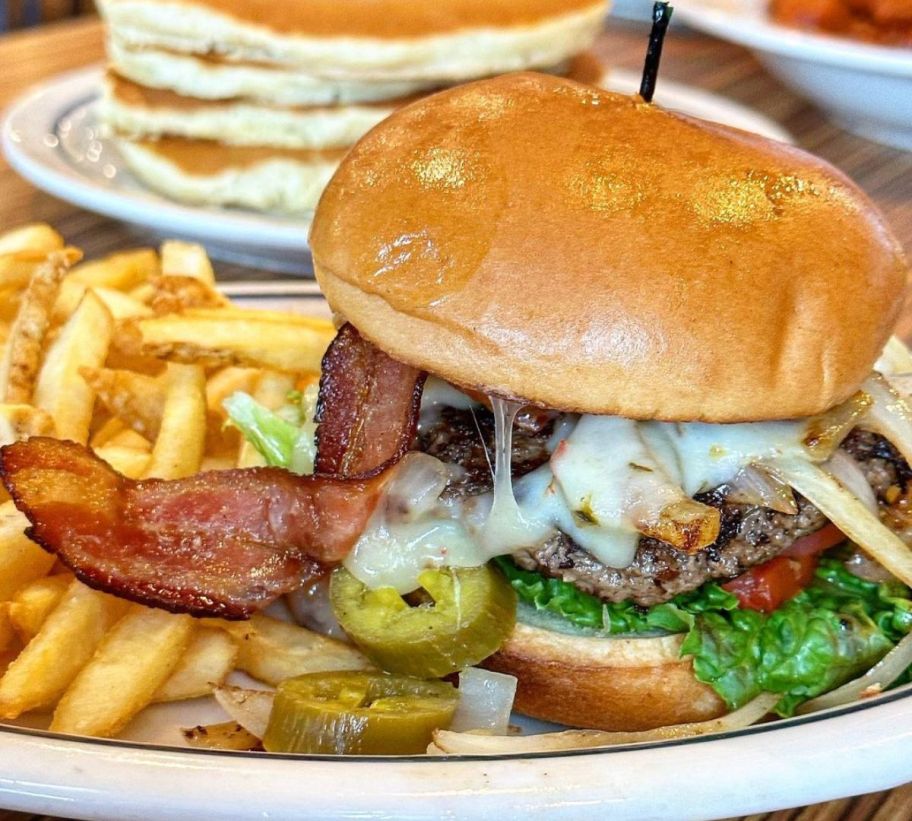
[0,223,370,745]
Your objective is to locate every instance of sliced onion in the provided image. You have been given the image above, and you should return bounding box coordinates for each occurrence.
[797,632,912,715]
[874,336,912,376]
[886,374,912,398]
[859,374,912,469]
[724,466,797,514]
[824,450,878,515]
[428,692,779,755]
[383,452,452,523]
[802,391,872,459]
[765,457,912,588]
[844,549,897,583]
[214,684,275,740]
[286,576,348,641]
[450,668,518,735]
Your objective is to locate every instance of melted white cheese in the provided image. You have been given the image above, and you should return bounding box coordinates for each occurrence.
[344,389,825,592]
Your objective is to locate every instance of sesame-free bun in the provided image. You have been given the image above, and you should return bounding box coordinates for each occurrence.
[483,623,726,731]
[97,0,607,81]
[312,72,908,422]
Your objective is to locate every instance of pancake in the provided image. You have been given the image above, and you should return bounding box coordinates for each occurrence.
[102,72,404,149]
[116,136,345,213]
[97,0,607,81]
[101,54,605,149]
[107,38,439,106]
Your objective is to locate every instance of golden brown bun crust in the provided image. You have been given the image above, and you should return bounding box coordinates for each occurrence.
[483,623,726,731]
[312,72,908,422]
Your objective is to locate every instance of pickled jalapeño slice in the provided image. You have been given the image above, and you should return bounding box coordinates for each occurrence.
[330,565,517,678]
[263,671,458,755]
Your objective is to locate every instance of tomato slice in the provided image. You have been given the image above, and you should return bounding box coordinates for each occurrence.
[722,523,845,612]
[781,522,846,558]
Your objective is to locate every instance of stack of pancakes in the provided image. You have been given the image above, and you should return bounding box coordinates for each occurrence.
[97,0,608,213]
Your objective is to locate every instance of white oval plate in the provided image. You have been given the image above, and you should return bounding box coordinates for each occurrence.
[1,65,790,275]
[676,0,912,150]
[2,281,912,821]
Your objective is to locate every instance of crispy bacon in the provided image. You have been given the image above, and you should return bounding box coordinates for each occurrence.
[0,327,427,618]
[0,438,385,618]
[315,323,425,477]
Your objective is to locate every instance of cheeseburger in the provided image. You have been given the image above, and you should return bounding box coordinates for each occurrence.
[309,71,912,731]
[4,72,912,737]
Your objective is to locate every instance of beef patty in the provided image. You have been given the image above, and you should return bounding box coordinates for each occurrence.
[418,409,909,606]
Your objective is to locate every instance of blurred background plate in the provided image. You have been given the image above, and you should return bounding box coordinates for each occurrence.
[676,0,912,151]
[2,64,790,276]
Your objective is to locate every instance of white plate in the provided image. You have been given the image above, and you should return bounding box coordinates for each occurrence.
[2,282,912,821]
[1,65,790,276]
[676,0,912,150]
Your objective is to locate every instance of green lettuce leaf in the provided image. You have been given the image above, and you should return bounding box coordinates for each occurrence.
[223,389,316,475]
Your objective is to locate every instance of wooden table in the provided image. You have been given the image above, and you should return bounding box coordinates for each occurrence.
[1,15,912,821]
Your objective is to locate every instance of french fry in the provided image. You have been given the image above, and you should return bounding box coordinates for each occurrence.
[0,248,78,290]
[116,311,334,373]
[149,275,228,314]
[81,367,165,441]
[33,291,113,443]
[104,428,152,451]
[0,501,56,600]
[0,403,55,446]
[160,240,215,285]
[0,605,13,655]
[0,249,80,403]
[206,367,261,414]
[213,614,371,687]
[236,372,296,468]
[154,627,238,703]
[68,248,159,291]
[51,606,193,737]
[0,223,63,256]
[0,580,127,718]
[55,281,154,322]
[7,574,72,643]
[182,721,260,751]
[89,416,127,449]
[94,445,152,480]
[144,362,206,479]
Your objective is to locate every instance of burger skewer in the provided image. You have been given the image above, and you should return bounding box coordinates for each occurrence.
[639,1,674,103]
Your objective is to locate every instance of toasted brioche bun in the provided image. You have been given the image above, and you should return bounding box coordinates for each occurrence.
[97,0,606,81]
[117,137,342,212]
[312,72,908,422]
[107,40,438,106]
[483,623,726,731]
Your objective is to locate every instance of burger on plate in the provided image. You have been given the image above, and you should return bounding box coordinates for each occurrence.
[5,71,912,735]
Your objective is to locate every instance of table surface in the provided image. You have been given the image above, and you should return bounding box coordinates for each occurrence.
[1,14,912,821]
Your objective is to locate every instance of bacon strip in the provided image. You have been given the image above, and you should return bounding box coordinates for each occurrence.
[315,323,425,477]
[0,438,385,618]
[0,327,427,618]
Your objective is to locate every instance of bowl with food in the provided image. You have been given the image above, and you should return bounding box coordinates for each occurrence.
[676,0,912,150]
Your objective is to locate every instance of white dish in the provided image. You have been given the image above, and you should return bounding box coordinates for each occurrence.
[2,281,912,821]
[676,0,912,150]
[1,65,791,276]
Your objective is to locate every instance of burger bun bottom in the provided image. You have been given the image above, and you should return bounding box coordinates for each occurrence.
[483,618,727,731]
